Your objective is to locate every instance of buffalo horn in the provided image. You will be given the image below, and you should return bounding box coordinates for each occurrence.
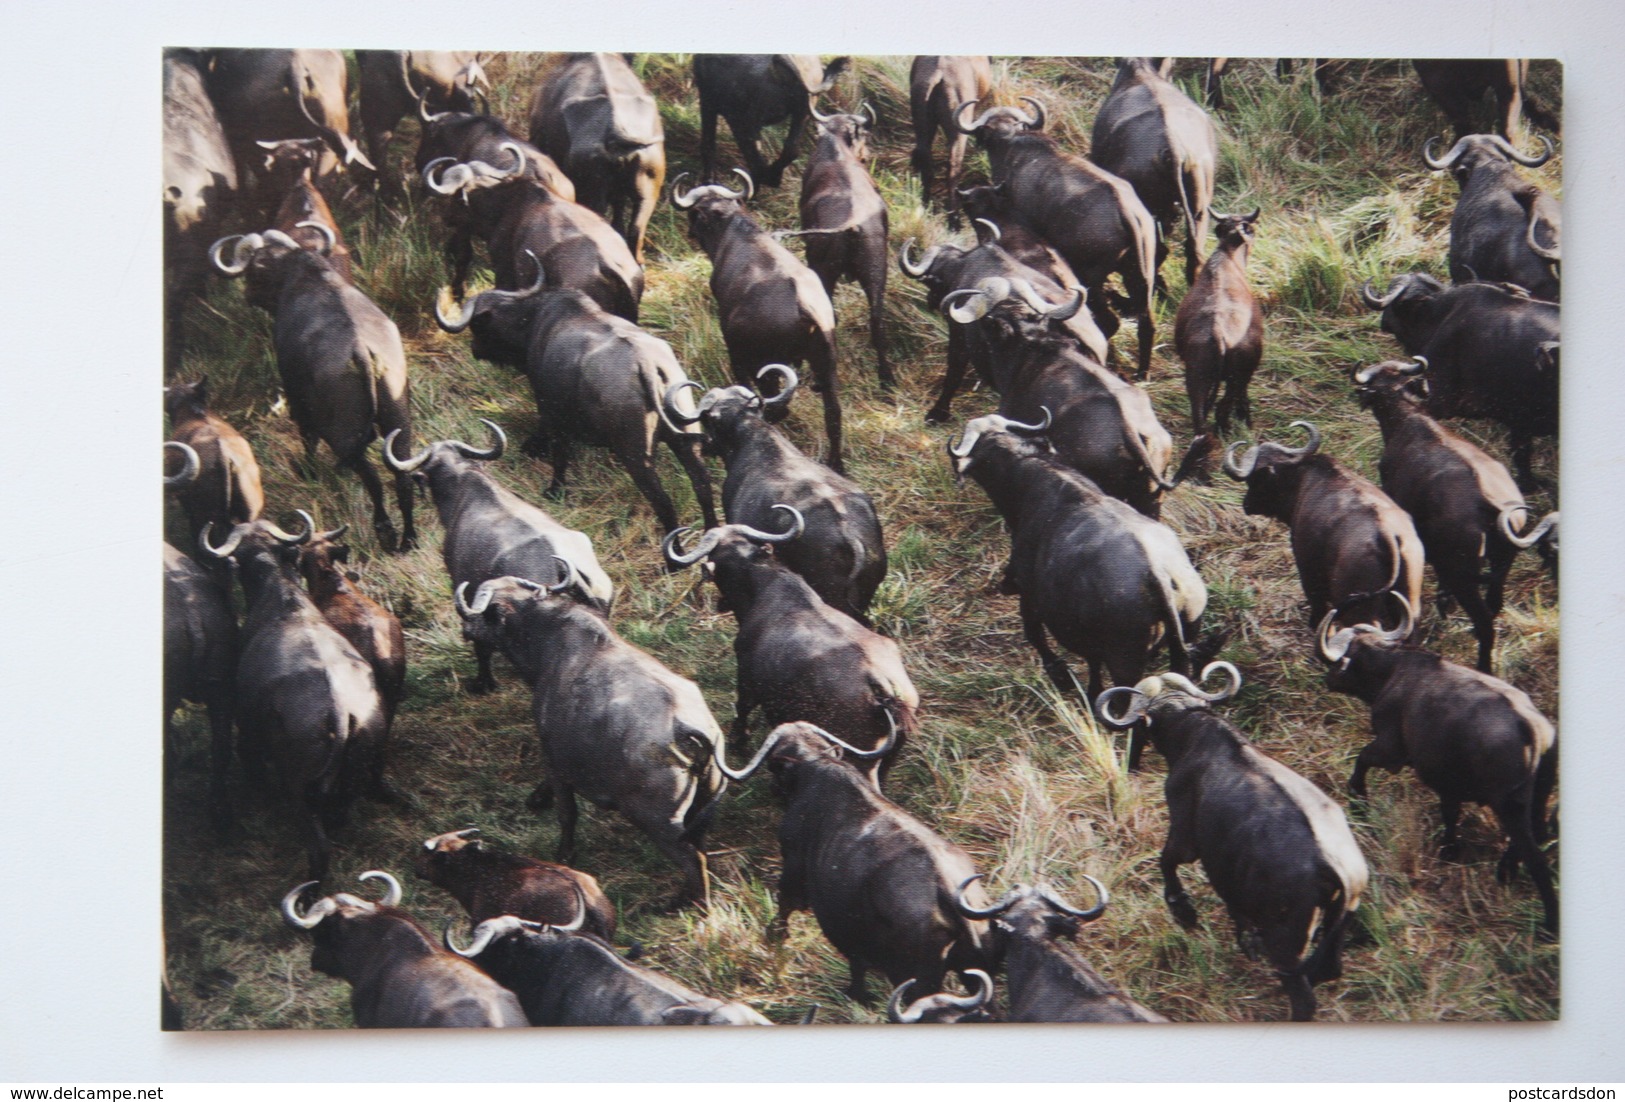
[1423,135,1472,171]
[860,101,877,128]
[888,971,993,1023]
[663,381,705,427]
[164,441,200,486]
[455,580,494,618]
[945,287,989,324]
[1360,279,1404,310]
[280,882,335,930]
[198,521,248,559]
[954,99,996,134]
[1007,407,1053,435]
[270,512,314,546]
[262,229,301,252]
[732,168,754,201]
[1527,215,1560,262]
[1222,440,1260,480]
[898,240,940,278]
[739,504,806,544]
[1038,876,1109,921]
[209,234,252,275]
[445,915,527,958]
[420,91,453,124]
[359,869,403,908]
[757,364,800,411]
[1013,278,1084,321]
[451,419,506,461]
[1491,132,1555,167]
[555,883,588,933]
[669,172,699,209]
[972,218,1002,244]
[382,429,433,473]
[1153,661,1243,703]
[434,286,477,332]
[313,521,349,543]
[1399,356,1428,375]
[1499,503,1559,549]
[294,220,335,256]
[1280,420,1321,456]
[1352,362,1385,385]
[952,874,1024,919]
[663,525,719,567]
[714,725,792,782]
[1316,606,1359,663]
[810,100,835,123]
[1018,96,1046,129]
[548,556,584,595]
[423,156,461,193]
[1094,686,1150,728]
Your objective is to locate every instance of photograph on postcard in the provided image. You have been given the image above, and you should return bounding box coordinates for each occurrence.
[161,51,1561,1029]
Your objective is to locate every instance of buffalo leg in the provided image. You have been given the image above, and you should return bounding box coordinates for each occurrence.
[1495,795,1559,941]
[553,783,579,865]
[1448,563,1498,673]
[468,639,497,695]
[860,252,893,388]
[304,804,333,883]
[1349,734,1406,800]
[728,118,774,188]
[845,959,872,1006]
[771,851,808,942]
[1438,796,1464,860]
[1020,597,1079,698]
[910,114,936,210]
[807,333,845,474]
[699,106,720,182]
[1532,745,1558,845]
[545,437,574,500]
[766,114,807,188]
[392,468,417,552]
[667,434,720,530]
[1264,909,1322,1021]
[346,451,401,552]
[944,134,971,229]
[1159,843,1201,930]
[925,328,972,424]
[655,830,710,912]
[621,449,681,533]
[731,670,758,754]
[448,229,475,301]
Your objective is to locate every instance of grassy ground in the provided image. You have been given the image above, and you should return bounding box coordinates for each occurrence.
[163,54,1561,1028]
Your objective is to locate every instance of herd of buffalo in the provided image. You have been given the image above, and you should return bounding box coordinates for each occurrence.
[162,50,1561,1028]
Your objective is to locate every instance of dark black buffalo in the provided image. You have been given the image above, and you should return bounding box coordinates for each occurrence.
[205,49,373,203]
[950,413,1207,768]
[424,147,643,321]
[1173,209,1264,435]
[1098,664,1369,1021]
[356,50,486,189]
[693,54,851,187]
[162,535,237,828]
[944,278,1198,519]
[1362,273,1559,483]
[1090,57,1220,287]
[909,56,992,226]
[1424,133,1560,300]
[163,49,238,370]
[954,190,1091,310]
[383,421,613,693]
[416,828,616,940]
[435,278,717,534]
[954,878,1167,1022]
[899,232,1107,424]
[955,97,1159,377]
[200,515,389,879]
[717,722,991,1004]
[665,367,886,622]
[445,904,771,1025]
[456,574,727,910]
[663,509,917,782]
[1319,597,1558,939]
[209,230,417,551]
[673,174,845,471]
[1353,358,1536,671]
[529,53,665,262]
[779,106,892,386]
[1223,421,1424,632]
[281,871,527,1028]
[1412,60,1559,143]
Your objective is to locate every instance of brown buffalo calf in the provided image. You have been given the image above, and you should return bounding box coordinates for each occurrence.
[298,527,406,729]
[417,828,617,940]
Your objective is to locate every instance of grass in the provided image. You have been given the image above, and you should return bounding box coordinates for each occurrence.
[164,54,1560,1028]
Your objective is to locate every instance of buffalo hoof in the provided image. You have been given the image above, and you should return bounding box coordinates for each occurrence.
[924,406,952,426]
[1167,895,1200,930]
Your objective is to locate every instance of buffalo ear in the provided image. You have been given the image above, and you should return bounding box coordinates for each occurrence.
[332,544,351,563]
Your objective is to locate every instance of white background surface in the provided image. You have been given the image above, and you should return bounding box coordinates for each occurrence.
[2,0,1619,1082]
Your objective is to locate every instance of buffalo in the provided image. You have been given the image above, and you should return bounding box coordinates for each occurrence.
[162,533,237,828]
[163,49,238,370]
[1173,209,1264,436]
[281,871,528,1028]
[1424,133,1560,300]
[1320,596,1558,939]
[663,507,918,783]
[950,412,1208,769]
[416,828,616,940]
[297,524,406,733]
[665,367,886,622]
[1090,57,1220,288]
[673,173,846,471]
[209,229,417,551]
[955,97,1159,377]
[1098,664,1369,1021]
[356,50,486,189]
[908,56,992,226]
[529,53,665,262]
[384,420,613,693]
[456,572,726,910]
[693,54,852,187]
[1413,60,1559,143]
[201,515,389,879]
[1362,273,1558,484]
[164,379,265,545]
[435,276,717,533]
[717,721,991,1004]
[1223,421,1424,633]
